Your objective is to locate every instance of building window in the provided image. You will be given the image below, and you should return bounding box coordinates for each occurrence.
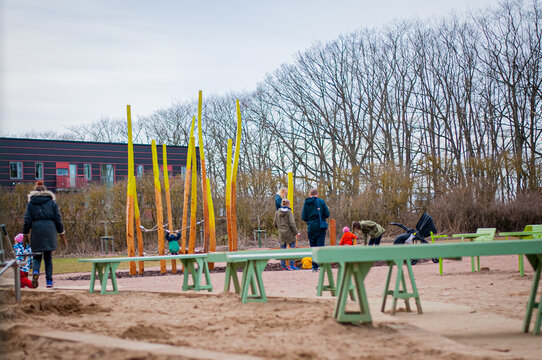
[84,164,92,180]
[10,162,23,179]
[100,164,114,186]
[56,168,69,176]
[137,165,144,178]
[35,162,44,179]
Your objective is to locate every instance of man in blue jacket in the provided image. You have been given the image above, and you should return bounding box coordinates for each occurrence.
[301,188,330,271]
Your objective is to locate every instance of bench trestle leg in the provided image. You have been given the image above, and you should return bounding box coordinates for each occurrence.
[334,262,372,324]
[382,260,422,315]
[524,254,541,334]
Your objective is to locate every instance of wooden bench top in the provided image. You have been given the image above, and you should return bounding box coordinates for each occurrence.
[226,251,312,261]
[312,239,542,263]
[79,253,208,263]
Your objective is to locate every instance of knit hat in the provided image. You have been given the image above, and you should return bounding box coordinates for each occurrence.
[34,180,46,191]
[14,233,24,243]
[343,226,350,233]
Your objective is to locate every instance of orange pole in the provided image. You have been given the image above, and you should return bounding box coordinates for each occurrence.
[188,138,198,254]
[125,105,136,275]
[329,219,336,246]
[206,178,216,269]
[197,91,210,253]
[163,144,176,273]
[180,118,196,255]
[134,194,144,274]
[151,140,166,273]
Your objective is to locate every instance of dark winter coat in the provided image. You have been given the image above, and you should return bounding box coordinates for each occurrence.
[275,194,283,210]
[301,196,330,235]
[23,190,65,252]
[274,206,298,245]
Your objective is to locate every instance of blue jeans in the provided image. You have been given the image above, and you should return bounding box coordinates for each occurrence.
[33,251,53,281]
[308,228,326,270]
[280,242,296,268]
[369,235,382,245]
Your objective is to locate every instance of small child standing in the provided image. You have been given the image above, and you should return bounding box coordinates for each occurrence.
[339,226,358,246]
[13,233,33,288]
[165,230,181,255]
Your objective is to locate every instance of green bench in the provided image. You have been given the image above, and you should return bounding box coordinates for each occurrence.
[220,249,312,303]
[312,239,542,335]
[452,228,496,272]
[500,225,542,276]
[79,253,212,294]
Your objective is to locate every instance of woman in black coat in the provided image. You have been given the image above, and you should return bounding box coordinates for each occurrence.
[23,181,66,288]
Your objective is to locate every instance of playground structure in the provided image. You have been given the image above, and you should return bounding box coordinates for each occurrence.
[123,92,252,273]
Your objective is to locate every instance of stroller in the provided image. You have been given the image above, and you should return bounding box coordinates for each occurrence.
[391,212,439,265]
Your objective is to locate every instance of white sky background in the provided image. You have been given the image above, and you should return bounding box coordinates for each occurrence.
[1,0,498,135]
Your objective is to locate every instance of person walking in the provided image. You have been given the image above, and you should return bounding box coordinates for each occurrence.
[23,180,66,288]
[275,187,288,210]
[301,188,329,271]
[352,220,385,246]
[274,199,300,270]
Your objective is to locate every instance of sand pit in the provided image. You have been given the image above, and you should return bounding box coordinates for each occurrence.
[1,254,541,359]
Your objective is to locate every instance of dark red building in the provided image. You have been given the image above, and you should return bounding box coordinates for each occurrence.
[0,137,194,191]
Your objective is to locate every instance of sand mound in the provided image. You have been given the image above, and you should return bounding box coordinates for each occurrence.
[0,290,107,320]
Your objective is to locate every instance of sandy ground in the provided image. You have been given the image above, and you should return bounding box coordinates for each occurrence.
[1,254,541,359]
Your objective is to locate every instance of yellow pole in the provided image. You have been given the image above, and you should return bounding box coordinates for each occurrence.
[230,99,242,251]
[188,137,198,254]
[180,117,196,254]
[163,144,176,273]
[226,139,233,251]
[287,172,294,213]
[152,140,166,273]
[198,91,210,253]
[125,105,136,275]
[206,178,216,269]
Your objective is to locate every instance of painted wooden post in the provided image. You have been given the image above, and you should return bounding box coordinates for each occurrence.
[125,105,136,275]
[230,100,242,251]
[198,91,211,253]
[206,178,216,269]
[134,191,145,274]
[287,172,294,213]
[226,139,233,251]
[163,144,176,273]
[188,137,198,254]
[151,140,166,273]
[329,219,336,246]
[180,117,196,255]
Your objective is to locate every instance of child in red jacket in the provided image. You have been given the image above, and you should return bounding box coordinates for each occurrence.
[339,226,357,246]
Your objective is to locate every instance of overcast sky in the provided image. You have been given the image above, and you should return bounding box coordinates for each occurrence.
[1,0,498,135]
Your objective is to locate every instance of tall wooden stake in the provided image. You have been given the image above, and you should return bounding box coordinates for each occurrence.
[180,117,196,255]
[225,139,233,251]
[230,100,242,251]
[188,137,198,253]
[197,91,211,253]
[134,192,144,274]
[163,144,176,273]
[206,178,216,269]
[287,172,294,213]
[151,140,166,273]
[329,219,336,246]
[126,105,136,275]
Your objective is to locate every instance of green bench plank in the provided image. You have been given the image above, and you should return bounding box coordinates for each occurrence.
[452,228,496,272]
[312,240,542,335]
[500,225,542,276]
[224,250,312,303]
[79,253,211,295]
